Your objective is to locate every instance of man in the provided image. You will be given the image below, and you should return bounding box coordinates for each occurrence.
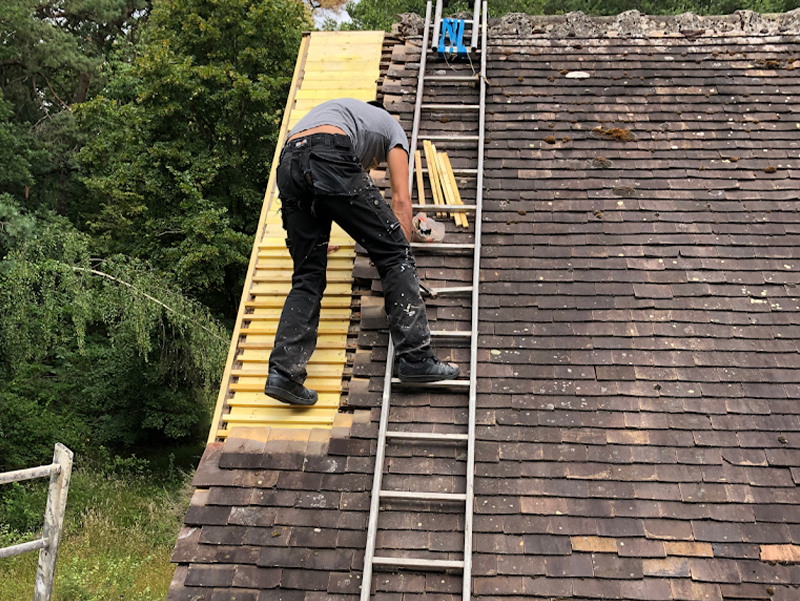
[264,98,460,406]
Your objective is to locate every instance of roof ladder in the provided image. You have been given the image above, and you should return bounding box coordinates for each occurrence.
[360,2,488,600]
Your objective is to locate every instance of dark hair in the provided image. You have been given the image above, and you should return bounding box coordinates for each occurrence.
[367,100,388,112]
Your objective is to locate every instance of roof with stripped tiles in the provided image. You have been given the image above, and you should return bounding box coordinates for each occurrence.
[168,10,800,601]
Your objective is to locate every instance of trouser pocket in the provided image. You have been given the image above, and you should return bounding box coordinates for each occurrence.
[361,182,404,238]
[308,147,364,196]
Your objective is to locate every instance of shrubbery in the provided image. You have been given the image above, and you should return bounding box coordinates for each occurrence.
[0,0,310,472]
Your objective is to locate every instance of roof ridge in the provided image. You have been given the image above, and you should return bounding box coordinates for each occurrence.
[393,8,800,39]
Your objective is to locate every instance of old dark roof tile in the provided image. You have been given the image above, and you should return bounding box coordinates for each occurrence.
[170,25,800,601]
[184,565,235,588]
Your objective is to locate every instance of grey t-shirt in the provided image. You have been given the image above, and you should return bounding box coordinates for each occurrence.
[288,98,409,169]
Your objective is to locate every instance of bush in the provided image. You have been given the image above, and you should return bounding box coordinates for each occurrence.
[0,199,226,472]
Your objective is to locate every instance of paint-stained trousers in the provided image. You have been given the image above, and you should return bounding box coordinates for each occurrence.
[270,133,434,384]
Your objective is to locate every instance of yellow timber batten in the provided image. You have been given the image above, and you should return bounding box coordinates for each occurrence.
[208,31,386,442]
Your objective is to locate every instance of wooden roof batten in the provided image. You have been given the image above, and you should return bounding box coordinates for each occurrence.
[207,31,387,443]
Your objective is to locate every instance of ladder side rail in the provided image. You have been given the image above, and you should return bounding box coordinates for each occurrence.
[462,4,488,599]
[360,338,397,601]
[470,0,481,49]
[432,0,443,52]
[408,0,434,190]
[363,6,433,598]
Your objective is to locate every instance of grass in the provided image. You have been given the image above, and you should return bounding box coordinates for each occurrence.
[0,460,193,601]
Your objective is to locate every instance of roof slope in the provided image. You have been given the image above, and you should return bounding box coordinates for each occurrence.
[169,15,800,601]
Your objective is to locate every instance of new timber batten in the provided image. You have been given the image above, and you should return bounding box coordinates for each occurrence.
[207,31,387,442]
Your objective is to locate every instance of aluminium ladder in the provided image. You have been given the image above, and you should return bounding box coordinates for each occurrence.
[360,2,488,599]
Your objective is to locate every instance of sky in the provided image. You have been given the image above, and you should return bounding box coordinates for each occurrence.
[313,1,356,27]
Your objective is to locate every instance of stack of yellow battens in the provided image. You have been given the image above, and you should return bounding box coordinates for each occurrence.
[208,31,386,442]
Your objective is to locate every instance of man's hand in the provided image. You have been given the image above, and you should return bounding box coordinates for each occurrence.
[386,146,413,242]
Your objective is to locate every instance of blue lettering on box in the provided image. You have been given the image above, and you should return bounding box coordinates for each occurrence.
[438,18,467,55]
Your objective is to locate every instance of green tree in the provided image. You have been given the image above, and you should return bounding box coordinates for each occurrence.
[0,0,146,117]
[0,0,149,215]
[0,196,227,471]
[78,0,311,318]
[343,0,428,30]
[0,92,47,215]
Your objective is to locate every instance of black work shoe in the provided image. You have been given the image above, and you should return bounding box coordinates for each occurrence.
[264,371,318,406]
[396,356,460,383]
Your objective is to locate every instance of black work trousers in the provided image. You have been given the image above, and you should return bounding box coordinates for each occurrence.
[270,133,433,384]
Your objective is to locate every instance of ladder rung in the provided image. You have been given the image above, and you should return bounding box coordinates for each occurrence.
[411,242,475,251]
[424,75,478,82]
[380,490,467,502]
[421,135,480,142]
[421,104,480,110]
[429,48,483,55]
[429,285,473,295]
[431,19,475,25]
[412,204,476,212]
[430,330,472,338]
[420,168,478,175]
[391,378,469,388]
[386,431,469,442]
[372,556,465,571]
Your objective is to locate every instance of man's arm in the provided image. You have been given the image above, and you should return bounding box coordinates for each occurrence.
[386,146,413,242]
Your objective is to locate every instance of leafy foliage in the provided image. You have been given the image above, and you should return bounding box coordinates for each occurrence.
[0,0,146,112]
[0,95,39,196]
[77,0,311,314]
[341,0,430,30]
[0,0,148,215]
[0,198,227,471]
[0,0,311,473]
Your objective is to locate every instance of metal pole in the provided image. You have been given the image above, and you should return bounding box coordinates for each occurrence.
[34,443,73,601]
[462,4,488,599]
[470,0,481,49]
[363,7,436,597]
[408,1,433,191]
[431,0,443,52]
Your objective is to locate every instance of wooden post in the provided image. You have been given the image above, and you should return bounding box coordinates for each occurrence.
[34,443,73,601]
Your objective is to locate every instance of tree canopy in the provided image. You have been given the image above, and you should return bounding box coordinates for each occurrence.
[0,0,310,472]
[77,0,309,314]
[0,196,227,469]
[2,0,798,473]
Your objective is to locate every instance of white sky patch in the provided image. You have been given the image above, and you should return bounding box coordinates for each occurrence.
[313,1,358,28]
